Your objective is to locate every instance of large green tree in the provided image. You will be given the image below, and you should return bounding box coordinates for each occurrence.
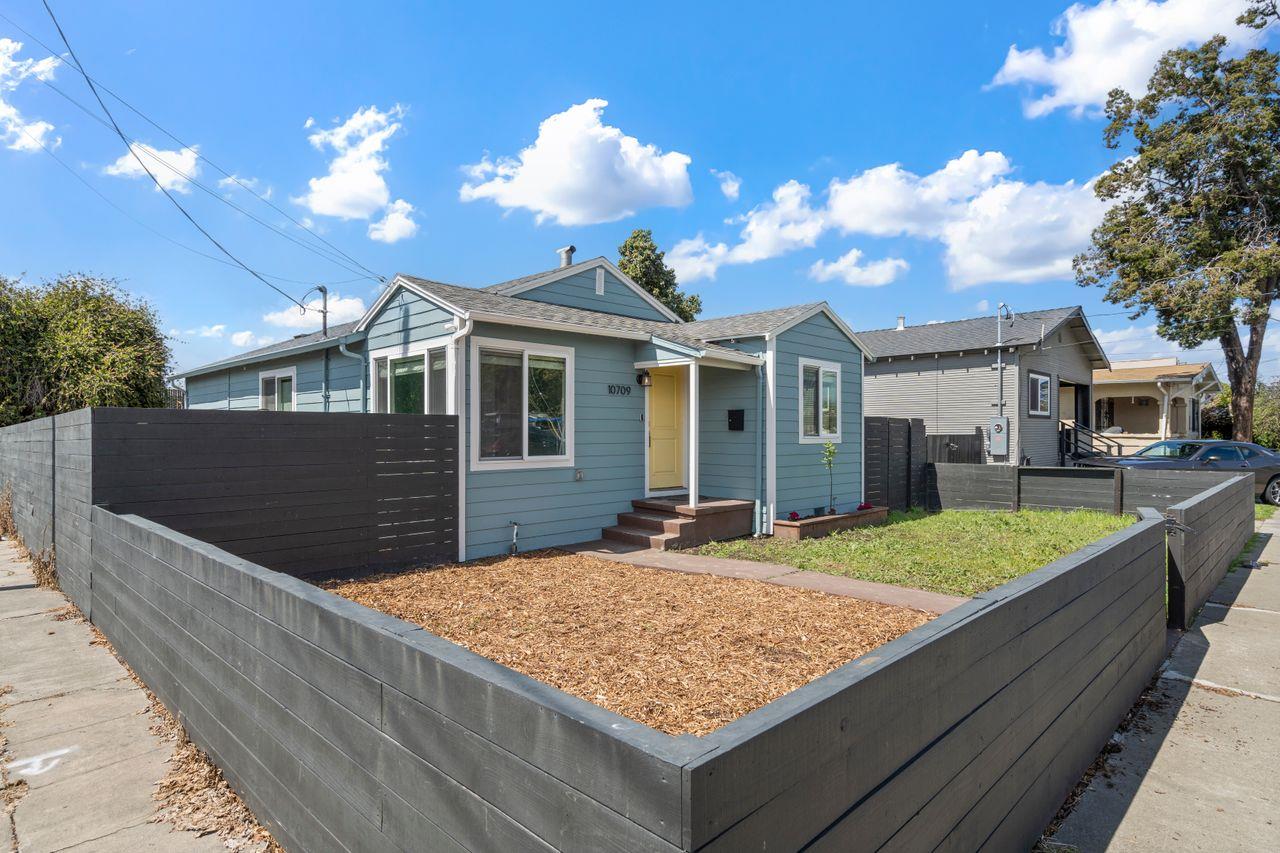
[1075,26,1280,441]
[617,229,702,321]
[0,275,171,426]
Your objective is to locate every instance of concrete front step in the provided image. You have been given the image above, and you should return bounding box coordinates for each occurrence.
[601,525,680,549]
[616,511,695,535]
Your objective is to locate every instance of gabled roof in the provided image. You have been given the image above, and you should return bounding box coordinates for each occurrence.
[172,321,361,379]
[680,303,826,340]
[1093,362,1218,384]
[482,256,685,323]
[855,306,1108,367]
[395,275,761,363]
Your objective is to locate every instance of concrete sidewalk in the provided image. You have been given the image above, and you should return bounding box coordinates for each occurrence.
[1053,518,1280,852]
[0,541,223,853]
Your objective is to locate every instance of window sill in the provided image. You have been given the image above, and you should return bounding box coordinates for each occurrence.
[799,434,842,445]
[470,457,575,473]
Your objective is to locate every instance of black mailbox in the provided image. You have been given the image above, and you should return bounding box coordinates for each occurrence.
[727,409,745,431]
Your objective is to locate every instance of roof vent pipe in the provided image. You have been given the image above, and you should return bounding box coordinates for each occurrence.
[896,315,905,331]
[557,245,576,268]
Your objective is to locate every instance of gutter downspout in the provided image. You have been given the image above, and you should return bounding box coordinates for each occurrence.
[336,340,364,411]
[754,360,765,536]
[450,316,474,563]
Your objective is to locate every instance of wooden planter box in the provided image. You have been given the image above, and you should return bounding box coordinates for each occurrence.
[773,506,889,540]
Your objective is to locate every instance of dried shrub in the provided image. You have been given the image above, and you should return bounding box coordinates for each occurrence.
[0,484,14,539]
[29,547,58,592]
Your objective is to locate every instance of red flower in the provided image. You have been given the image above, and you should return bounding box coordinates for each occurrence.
[788,511,801,521]
[857,502,873,511]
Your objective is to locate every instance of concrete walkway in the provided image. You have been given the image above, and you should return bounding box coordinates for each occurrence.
[1053,518,1280,852]
[565,539,969,614]
[0,541,223,853]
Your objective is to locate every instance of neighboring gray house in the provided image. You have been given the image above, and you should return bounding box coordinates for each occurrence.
[856,307,1109,466]
[175,250,869,559]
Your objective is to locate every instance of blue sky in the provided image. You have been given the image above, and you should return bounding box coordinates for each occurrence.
[1,0,1275,376]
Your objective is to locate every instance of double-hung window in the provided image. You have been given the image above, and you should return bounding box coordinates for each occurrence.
[371,346,449,414]
[799,358,841,443]
[259,368,296,411]
[1027,371,1052,417]
[471,337,574,469]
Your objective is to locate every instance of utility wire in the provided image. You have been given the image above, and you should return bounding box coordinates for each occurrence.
[34,75,377,282]
[40,0,305,309]
[2,7,386,284]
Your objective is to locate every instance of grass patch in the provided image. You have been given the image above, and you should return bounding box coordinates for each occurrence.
[694,508,1135,597]
[1255,503,1275,522]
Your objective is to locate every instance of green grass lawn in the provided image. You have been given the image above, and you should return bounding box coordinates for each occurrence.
[694,509,1135,597]
[1256,503,1275,522]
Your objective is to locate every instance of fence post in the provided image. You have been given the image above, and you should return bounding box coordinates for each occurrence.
[1011,466,1021,511]
[1166,505,1187,630]
[1112,467,1124,516]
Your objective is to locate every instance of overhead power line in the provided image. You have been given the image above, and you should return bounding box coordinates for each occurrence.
[40,0,305,309]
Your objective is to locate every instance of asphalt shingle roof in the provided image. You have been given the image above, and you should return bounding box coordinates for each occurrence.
[855,307,1083,359]
[1093,363,1209,383]
[680,303,825,341]
[482,258,602,295]
[180,320,360,375]
[401,275,759,358]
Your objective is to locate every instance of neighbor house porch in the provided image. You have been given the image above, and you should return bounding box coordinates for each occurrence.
[1091,360,1221,454]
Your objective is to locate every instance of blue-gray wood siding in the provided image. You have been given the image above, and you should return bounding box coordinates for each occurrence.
[366,286,456,351]
[774,313,863,516]
[699,365,762,501]
[463,321,647,559]
[185,345,365,412]
[514,268,674,322]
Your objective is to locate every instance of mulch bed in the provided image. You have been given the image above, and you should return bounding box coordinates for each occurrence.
[321,550,933,736]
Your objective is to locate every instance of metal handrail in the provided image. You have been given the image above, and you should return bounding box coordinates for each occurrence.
[1059,421,1125,461]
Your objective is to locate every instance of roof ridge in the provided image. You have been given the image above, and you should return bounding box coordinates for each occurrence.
[856,305,1080,335]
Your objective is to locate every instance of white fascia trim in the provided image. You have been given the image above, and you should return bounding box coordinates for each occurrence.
[354,276,468,333]
[497,257,684,323]
[797,357,843,444]
[635,358,695,369]
[766,303,870,357]
[650,336,703,359]
[257,365,297,411]
[469,335,575,472]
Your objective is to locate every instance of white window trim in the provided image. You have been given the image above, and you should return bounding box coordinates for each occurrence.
[798,357,842,444]
[1027,371,1052,418]
[368,334,454,414]
[258,366,297,411]
[469,335,575,471]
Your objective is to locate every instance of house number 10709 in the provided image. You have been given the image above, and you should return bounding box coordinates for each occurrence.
[607,384,632,396]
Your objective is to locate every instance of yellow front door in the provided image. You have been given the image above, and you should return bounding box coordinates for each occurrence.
[648,369,685,490]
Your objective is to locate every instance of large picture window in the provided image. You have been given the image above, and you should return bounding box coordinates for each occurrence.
[371,345,449,414]
[799,358,841,443]
[259,368,296,411]
[471,337,574,469]
[1027,371,1052,417]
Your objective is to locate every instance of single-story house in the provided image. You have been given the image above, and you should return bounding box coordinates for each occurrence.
[176,250,869,560]
[1091,358,1222,454]
[856,307,1109,465]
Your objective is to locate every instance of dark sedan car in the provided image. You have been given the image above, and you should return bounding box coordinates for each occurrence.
[1084,439,1280,504]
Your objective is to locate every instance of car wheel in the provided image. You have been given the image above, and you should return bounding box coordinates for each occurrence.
[1267,477,1280,507]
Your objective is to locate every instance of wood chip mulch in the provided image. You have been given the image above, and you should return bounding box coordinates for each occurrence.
[321,550,933,736]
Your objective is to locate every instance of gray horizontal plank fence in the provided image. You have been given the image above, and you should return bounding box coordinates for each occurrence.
[89,408,458,576]
[1166,474,1254,630]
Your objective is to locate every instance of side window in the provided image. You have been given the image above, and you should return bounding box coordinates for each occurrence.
[1199,446,1243,462]
[1027,372,1051,417]
[799,359,841,443]
[370,346,449,414]
[259,368,295,411]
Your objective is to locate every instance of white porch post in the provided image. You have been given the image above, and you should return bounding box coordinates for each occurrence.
[1158,390,1170,439]
[688,362,699,508]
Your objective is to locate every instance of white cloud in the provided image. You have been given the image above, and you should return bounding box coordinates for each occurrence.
[104,142,200,193]
[672,150,1107,288]
[809,248,909,287]
[303,117,315,129]
[975,299,990,312]
[230,330,274,348]
[460,98,692,226]
[942,176,1108,287]
[295,105,407,220]
[0,39,61,152]
[368,198,418,243]
[711,168,741,201]
[217,173,271,199]
[185,324,226,338]
[262,293,366,329]
[668,180,824,281]
[826,150,1011,238]
[992,0,1263,118]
